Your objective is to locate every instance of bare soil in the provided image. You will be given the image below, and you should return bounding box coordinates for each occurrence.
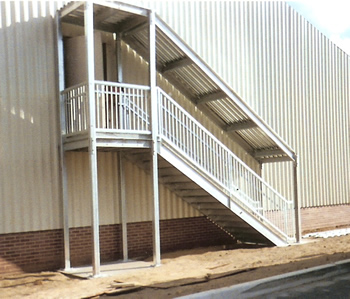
[1,235,350,299]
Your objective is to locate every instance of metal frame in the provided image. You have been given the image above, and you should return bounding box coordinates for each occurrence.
[85,1,100,277]
[149,10,161,266]
[57,0,301,276]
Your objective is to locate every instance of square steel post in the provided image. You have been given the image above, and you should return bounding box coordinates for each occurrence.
[85,1,100,276]
[116,33,123,83]
[119,153,128,261]
[293,159,302,242]
[116,35,128,261]
[56,11,70,271]
[149,10,161,266]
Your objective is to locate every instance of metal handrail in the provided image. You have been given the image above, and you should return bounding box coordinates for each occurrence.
[157,87,295,240]
[61,81,151,134]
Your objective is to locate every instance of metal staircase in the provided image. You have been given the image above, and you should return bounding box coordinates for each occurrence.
[126,87,296,246]
[58,1,299,276]
[61,80,296,246]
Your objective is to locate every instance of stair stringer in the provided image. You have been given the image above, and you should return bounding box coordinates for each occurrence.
[159,140,289,247]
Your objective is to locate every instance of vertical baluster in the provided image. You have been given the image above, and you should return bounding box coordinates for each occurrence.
[110,84,114,129]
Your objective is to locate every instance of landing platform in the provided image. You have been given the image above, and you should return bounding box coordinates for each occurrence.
[60,260,153,279]
[63,130,152,151]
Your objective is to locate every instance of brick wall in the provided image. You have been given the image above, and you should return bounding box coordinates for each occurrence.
[301,205,350,233]
[0,216,235,276]
[0,230,63,275]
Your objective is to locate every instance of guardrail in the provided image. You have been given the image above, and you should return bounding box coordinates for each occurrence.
[157,87,295,241]
[61,82,88,135]
[61,81,150,135]
[94,81,150,131]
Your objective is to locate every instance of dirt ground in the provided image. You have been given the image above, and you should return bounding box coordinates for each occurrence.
[1,234,350,299]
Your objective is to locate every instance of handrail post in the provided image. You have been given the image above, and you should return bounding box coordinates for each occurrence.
[293,158,301,242]
[149,10,161,267]
[85,1,100,277]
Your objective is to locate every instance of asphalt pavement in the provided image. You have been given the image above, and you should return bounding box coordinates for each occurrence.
[178,259,350,299]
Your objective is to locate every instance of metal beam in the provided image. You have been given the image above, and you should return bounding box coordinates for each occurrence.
[61,15,85,27]
[196,91,226,105]
[149,10,161,267]
[226,120,257,131]
[56,11,70,271]
[162,57,192,73]
[85,2,101,277]
[259,156,292,163]
[254,148,286,158]
[93,0,149,17]
[60,1,84,18]
[123,21,149,37]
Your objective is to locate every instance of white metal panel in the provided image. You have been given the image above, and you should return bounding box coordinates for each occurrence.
[129,0,350,208]
[0,1,65,234]
[66,151,200,228]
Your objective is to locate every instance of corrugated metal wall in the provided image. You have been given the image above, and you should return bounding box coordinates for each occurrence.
[0,1,200,234]
[132,0,350,208]
[2,1,350,234]
[66,152,200,228]
[0,1,64,233]
[122,42,261,171]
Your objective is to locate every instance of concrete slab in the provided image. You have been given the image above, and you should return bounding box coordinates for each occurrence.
[60,260,153,279]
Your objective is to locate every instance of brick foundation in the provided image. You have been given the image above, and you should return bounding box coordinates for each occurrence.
[301,205,350,234]
[0,216,235,276]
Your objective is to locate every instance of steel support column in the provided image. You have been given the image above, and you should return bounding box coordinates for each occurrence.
[293,159,301,242]
[149,10,161,266]
[85,1,100,277]
[116,33,123,83]
[119,153,128,261]
[56,11,70,271]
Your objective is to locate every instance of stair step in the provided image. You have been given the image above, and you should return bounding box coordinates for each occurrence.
[165,182,199,190]
[183,196,217,203]
[195,203,226,210]
[214,220,251,228]
[159,168,182,176]
[176,189,209,197]
[160,175,191,183]
[201,209,234,216]
[223,227,257,234]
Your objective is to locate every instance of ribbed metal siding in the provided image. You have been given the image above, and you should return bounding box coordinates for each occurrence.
[66,152,200,228]
[0,1,199,234]
[132,0,350,208]
[122,39,261,171]
[0,1,65,233]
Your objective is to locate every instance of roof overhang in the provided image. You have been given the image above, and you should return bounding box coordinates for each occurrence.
[58,1,297,164]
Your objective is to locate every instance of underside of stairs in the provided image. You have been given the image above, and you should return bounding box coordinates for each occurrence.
[125,148,275,246]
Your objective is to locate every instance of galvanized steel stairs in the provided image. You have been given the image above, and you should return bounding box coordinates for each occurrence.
[126,148,281,246]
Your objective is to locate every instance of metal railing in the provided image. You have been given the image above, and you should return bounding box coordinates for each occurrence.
[94,81,150,131]
[61,82,88,135]
[158,87,295,241]
[61,82,295,241]
[61,81,150,135]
